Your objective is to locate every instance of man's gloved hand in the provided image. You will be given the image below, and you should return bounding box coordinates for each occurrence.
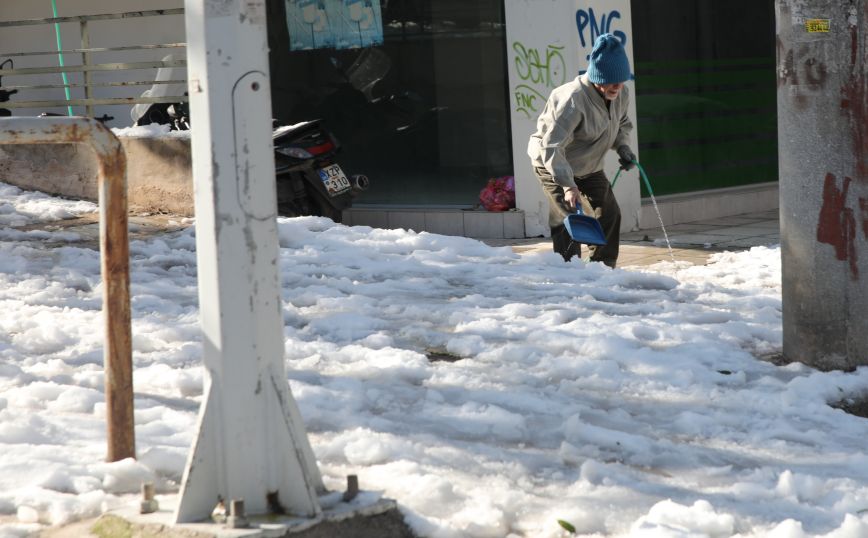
[617,145,636,171]
[564,186,581,209]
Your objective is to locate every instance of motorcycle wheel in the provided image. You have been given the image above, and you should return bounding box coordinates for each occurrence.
[276,172,312,218]
[274,170,346,223]
[308,190,344,223]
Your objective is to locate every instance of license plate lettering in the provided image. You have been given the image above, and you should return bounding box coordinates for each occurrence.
[318,164,351,196]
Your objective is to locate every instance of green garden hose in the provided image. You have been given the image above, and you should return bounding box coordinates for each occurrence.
[50,0,74,116]
[612,160,676,261]
[611,160,656,199]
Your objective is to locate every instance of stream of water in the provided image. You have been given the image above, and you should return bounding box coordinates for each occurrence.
[646,191,676,264]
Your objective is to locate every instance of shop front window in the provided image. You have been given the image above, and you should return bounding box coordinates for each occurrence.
[268,0,513,206]
[630,0,777,196]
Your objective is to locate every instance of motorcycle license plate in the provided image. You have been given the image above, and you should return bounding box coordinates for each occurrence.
[318,164,352,196]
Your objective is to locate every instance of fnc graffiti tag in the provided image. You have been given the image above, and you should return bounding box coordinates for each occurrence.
[512,42,566,118]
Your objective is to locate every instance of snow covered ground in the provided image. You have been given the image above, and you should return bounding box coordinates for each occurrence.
[0,182,867,538]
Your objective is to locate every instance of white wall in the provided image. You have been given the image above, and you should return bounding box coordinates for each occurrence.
[0,0,185,127]
[504,0,640,236]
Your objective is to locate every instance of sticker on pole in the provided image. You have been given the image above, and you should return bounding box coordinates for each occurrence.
[805,19,830,33]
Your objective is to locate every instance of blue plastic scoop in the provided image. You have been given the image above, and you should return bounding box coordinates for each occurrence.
[563,206,607,245]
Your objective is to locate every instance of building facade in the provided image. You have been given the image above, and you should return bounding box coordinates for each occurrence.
[0,0,777,237]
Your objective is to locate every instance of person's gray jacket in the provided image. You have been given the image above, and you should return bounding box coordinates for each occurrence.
[527,73,632,188]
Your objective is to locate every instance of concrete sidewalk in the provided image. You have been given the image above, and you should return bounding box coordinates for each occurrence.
[486,209,780,268]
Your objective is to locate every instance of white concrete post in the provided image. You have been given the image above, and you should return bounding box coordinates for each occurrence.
[175,0,324,523]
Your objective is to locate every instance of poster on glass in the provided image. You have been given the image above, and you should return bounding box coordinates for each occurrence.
[286,0,383,51]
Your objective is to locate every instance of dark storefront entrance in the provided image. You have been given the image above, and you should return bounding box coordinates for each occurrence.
[266,0,513,206]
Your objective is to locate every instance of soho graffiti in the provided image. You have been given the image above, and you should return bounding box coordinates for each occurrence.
[512,42,566,118]
[511,7,628,118]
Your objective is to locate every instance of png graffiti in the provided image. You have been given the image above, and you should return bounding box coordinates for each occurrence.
[511,43,567,117]
[576,7,629,73]
[576,7,626,48]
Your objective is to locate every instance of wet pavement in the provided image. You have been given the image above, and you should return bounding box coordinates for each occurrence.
[486,209,781,268]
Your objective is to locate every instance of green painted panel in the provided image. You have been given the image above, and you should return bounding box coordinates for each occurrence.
[635,54,779,196]
[632,162,778,197]
[636,69,774,91]
[640,139,777,169]
[637,91,776,116]
[631,2,777,197]
[635,57,775,71]
[637,138,778,195]
[638,113,777,144]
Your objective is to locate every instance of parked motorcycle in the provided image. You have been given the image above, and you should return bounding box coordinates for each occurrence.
[130,66,368,222]
[272,119,369,222]
[133,99,189,131]
[131,54,190,130]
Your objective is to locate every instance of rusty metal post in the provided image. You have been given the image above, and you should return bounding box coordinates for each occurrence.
[0,117,133,458]
[776,1,868,370]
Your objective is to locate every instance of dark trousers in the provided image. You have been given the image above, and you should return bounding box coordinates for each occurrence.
[537,168,621,268]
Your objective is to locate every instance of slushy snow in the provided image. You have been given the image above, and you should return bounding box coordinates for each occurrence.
[0,182,867,537]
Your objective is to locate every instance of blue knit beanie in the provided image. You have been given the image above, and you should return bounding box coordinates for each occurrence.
[586,33,632,84]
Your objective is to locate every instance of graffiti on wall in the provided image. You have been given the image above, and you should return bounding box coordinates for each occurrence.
[775,38,830,119]
[576,7,629,72]
[817,173,868,279]
[509,5,632,118]
[776,41,828,89]
[511,42,567,118]
[576,7,626,48]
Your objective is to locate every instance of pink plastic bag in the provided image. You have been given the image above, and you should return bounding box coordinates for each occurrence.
[479,176,515,212]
